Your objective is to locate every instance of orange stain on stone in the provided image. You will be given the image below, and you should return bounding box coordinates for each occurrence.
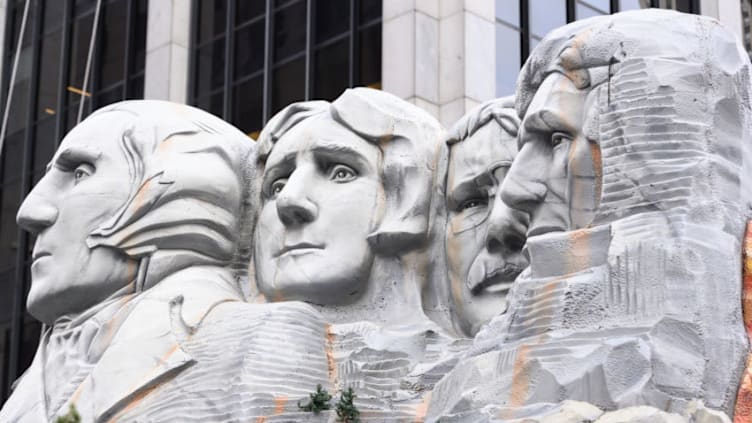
[254,417,267,423]
[273,396,288,415]
[413,391,431,422]
[509,344,531,409]
[325,324,338,387]
[735,221,752,423]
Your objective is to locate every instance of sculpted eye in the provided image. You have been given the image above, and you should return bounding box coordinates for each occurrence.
[459,198,487,211]
[270,179,287,197]
[328,164,357,182]
[551,132,572,148]
[73,164,94,184]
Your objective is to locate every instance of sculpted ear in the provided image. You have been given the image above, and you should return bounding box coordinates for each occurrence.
[331,88,443,255]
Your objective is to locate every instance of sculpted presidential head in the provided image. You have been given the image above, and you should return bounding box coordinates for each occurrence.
[254,87,443,309]
[445,97,528,336]
[17,100,254,324]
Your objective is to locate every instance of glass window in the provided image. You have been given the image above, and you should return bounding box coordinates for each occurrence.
[195,37,226,95]
[273,0,306,61]
[236,0,265,25]
[315,0,350,43]
[232,76,263,135]
[99,0,128,89]
[496,0,519,26]
[360,0,381,23]
[196,92,224,118]
[314,38,349,100]
[529,0,566,39]
[576,2,607,19]
[620,0,644,10]
[496,23,520,97]
[234,21,265,78]
[0,181,21,272]
[580,0,611,13]
[197,0,227,44]
[36,30,61,119]
[32,118,56,174]
[68,13,95,104]
[272,56,305,114]
[359,23,381,87]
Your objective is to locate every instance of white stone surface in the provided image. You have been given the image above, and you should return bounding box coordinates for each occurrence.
[144,0,190,103]
[416,12,439,103]
[428,10,751,421]
[382,11,415,99]
[438,11,464,103]
[464,11,495,103]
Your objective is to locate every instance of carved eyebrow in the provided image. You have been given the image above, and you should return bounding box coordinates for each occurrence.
[518,109,575,150]
[54,145,102,170]
[309,143,371,164]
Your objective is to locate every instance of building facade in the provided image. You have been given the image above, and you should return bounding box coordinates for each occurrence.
[0,0,743,403]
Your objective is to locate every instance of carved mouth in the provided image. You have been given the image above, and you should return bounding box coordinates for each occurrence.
[32,251,51,263]
[468,264,522,294]
[275,243,324,257]
[526,225,566,238]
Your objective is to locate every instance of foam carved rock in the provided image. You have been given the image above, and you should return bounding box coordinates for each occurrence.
[428,9,751,422]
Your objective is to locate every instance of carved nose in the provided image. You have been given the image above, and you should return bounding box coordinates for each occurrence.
[16,193,58,234]
[276,193,317,227]
[485,196,528,254]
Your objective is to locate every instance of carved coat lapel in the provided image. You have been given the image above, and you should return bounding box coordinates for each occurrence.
[60,267,242,423]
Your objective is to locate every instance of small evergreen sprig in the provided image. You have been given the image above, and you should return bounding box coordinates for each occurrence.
[298,384,333,413]
[55,404,81,423]
[335,387,361,423]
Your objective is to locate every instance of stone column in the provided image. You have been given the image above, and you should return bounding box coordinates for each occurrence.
[144,0,190,103]
[382,0,496,128]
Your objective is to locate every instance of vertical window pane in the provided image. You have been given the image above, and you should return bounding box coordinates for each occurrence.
[36,30,61,119]
[42,0,65,32]
[0,182,21,271]
[195,37,226,95]
[272,57,305,114]
[7,79,29,134]
[132,0,148,73]
[314,38,349,100]
[315,0,349,43]
[358,23,381,87]
[529,0,565,38]
[580,0,611,13]
[236,0,265,25]
[620,0,644,10]
[196,92,224,118]
[232,76,263,135]
[359,0,381,24]
[234,21,264,78]
[68,13,94,104]
[576,2,606,19]
[197,0,227,44]
[1,132,23,188]
[127,75,144,99]
[32,118,56,174]
[99,0,128,89]
[496,23,520,96]
[273,1,306,61]
[496,0,520,26]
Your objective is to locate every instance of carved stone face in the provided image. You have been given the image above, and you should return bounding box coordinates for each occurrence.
[446,122,528,336]
[16,113,138,324]
[254,114,381,304]
[501,73,600,238]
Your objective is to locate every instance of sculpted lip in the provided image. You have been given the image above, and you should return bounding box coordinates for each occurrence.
[32,251,51,262]
[275,242,324,257]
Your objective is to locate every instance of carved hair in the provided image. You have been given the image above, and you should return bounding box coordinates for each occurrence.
[446,95,519,146]
[85,100,256,289]
[257,87,445,254]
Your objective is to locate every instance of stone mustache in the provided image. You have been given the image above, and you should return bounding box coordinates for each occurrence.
[0,8,750,423]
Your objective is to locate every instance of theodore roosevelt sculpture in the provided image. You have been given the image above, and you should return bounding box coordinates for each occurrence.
[0,101,334,422]
[445,96,529,337]
[253,87,467,418]
[428,9,751,421]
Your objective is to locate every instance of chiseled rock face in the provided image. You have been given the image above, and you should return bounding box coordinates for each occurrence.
[444,96,530,337]
[429,9,751,421]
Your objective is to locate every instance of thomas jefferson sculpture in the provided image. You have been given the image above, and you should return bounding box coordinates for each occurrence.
[253,87,466,419]
[429,9,751,421]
